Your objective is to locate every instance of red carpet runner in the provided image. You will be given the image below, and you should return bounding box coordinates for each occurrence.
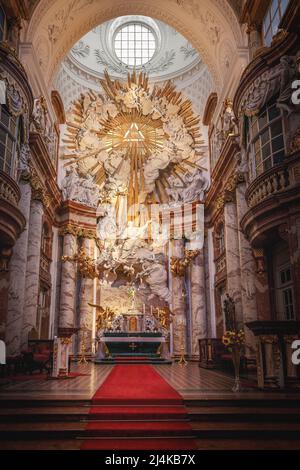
[81,365,197,450]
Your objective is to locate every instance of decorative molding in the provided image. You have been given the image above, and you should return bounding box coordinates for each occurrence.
[0,171,20,206]
[71,40,90,58]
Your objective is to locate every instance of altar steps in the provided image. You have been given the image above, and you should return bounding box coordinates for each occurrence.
[1,397,300,449]
[96,353,171,364]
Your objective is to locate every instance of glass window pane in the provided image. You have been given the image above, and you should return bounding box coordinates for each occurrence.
[0,142,5,157]
[264,157,272,171]
[271,119,283,138]
[272,0,278,13]
[262,142,271,160]
[280,0,289,15]
[273,150,284,164]
[260,129,269,146]
[0,127,6,143]
[272,135,284,152]
[268,104,280,121]
[114,23,156,67]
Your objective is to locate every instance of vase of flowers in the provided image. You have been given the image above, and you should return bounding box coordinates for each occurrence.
[222,330,245,392]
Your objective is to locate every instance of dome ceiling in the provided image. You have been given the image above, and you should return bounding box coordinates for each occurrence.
[68,15,201,82]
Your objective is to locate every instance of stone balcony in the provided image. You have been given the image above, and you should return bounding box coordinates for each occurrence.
[241,153,300,245]
[0,170,25,249]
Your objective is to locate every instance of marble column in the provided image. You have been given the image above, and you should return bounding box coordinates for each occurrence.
[171,239,187,356]
[21,199,44,349]
[59,233,77,329]
[224,198,243,327]
[6,181,32,355]
[0,247,12,341]
[190,250,207,357]
[236,182,258,353]
[79,238,94,354]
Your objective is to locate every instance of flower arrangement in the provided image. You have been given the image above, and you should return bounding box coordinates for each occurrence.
[222,330,245,350]
[222,329,245,392]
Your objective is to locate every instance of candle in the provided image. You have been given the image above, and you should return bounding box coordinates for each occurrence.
[143,303,145,315]
[150,305,153,315]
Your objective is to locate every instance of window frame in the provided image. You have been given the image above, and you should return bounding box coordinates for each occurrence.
[0,105,19,177]
[276,263,295,321]
[263,0,290,46]
[246,100,285,181]
[0,5,6,42]
[113,21,157,68]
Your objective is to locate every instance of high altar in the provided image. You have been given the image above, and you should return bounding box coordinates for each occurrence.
[61,70,206,362]
[94,297,172,363]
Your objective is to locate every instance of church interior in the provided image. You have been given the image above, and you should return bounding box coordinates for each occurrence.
[0,0,300,452]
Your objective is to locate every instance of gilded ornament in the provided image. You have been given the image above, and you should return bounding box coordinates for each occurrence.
[62,248,98,279]
[62,70,203,206]
[171,249,200,276]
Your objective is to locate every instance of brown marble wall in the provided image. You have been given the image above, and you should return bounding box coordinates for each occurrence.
[224,199,243,327]
[190,250,207,356]
[6,182,32,355]
[78,238,94,353]
[171,239,187,356]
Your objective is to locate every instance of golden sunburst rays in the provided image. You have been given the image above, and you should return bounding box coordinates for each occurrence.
[62,70,205,208]
[97,112,166,157]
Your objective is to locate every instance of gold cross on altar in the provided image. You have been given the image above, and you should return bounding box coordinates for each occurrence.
[129,342,137,351]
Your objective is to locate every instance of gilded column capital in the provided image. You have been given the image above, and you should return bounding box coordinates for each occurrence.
[215,172,243,212]
[171,249,200,276]
[59,224,98,240]
[58,224,80,237]
[78,228,97,239]
[62,248,98,279]
[29,168,51,208]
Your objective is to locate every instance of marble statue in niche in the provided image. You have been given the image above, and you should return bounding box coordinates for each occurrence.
[221,99,238,137]
[223,294,237,331]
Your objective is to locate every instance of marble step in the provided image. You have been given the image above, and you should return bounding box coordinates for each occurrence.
[187,406,300,422]
[2,437,300,451]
